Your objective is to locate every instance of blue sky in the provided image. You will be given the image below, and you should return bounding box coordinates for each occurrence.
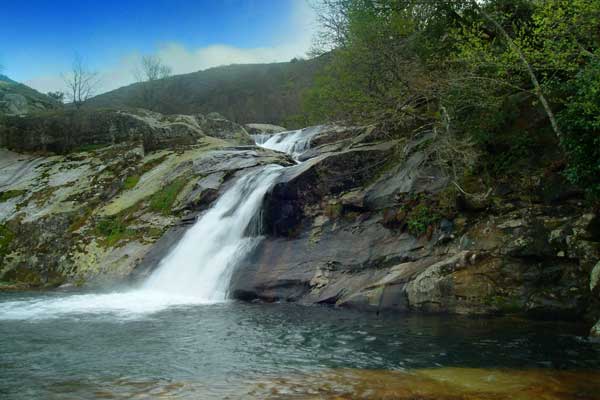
[1,0,316,93]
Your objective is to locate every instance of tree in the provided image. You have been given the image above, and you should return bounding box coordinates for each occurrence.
[134,55,172,82]
[133,55,172,109]
[63,54,100,109]
[47,91,65,103]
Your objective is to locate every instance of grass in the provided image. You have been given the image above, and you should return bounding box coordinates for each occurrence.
[149,178,187,215]
[121,154,169,192]
[72,143,109,153]
[123,175,140,190]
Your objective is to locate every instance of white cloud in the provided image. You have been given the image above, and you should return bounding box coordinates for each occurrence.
[25,0,317,96]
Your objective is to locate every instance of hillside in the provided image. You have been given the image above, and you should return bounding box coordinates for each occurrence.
[87,57,326,127]
[0,76,61,115]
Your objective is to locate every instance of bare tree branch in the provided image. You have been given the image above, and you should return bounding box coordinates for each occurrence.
[134,55,172,82]
[62,54,100,109]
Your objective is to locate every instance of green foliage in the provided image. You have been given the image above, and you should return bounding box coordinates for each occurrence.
[149,178,187,215]
[558,61,600,199]
[86,60,325,126]
[306,0,600,196]
[407,203,440,236]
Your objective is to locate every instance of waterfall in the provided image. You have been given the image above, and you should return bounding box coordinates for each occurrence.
[257,127,322,159]
[141,128,320,300]
[0,128,318,320]
[142,128,322,300]
[143,165,282,300]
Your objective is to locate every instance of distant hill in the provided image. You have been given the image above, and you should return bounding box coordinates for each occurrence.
[0,74,17,84]
[0,76,61,115]
[86,57,327,127]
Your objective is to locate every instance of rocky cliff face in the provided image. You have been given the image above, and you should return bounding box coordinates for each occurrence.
[0,110,290,288]
[228,125,600,331]
[1,113,599,333]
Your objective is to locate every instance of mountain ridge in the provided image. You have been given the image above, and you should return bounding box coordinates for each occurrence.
[86,57,327,127]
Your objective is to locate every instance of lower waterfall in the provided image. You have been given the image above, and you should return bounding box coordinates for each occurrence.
[0,132,308,320]
[143,164,282,300]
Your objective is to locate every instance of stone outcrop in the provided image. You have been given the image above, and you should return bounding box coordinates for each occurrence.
[244,123,287,136]
[0,109,254,154]
[0,79,60,116]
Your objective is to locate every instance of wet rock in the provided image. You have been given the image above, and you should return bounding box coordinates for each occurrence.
[262,142,397,236]
[592,261,600,292]
[592,320,600,337]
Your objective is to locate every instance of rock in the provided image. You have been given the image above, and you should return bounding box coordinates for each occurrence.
[364,151,449,210]
[592,320,600,337]
[591,261,600,292]
[262,141,397,236]
[0,80,60,116]
[244,123,287,136]
[198,113,254,144]
[0,109,255,154]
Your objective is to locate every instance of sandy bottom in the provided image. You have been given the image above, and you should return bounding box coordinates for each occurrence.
[246,367,600,400]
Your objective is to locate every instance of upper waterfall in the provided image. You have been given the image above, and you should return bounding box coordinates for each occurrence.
[253,127,322,159]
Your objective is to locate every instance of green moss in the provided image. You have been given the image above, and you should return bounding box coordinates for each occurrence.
[0,224,15,258]
[487,296,523,314]
[325,202,343,219]
[149,178,187,215]
[0,190,27,202]
[140,155,169,174]
[95,216,137,247]
[123,175,140,190]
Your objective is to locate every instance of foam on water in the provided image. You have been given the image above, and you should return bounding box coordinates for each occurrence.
[0,291,215,320]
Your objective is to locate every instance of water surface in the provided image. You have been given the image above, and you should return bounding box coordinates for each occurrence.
[1,291,600,399]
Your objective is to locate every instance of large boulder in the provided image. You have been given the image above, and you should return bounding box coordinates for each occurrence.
[0,109,254,154]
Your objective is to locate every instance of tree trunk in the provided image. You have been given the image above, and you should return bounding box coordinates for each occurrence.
[474,2,563,143]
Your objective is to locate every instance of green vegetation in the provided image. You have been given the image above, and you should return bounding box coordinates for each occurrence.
[0,190,26,202]
[305,0,600,201]
[95,216,137,247]
[407,203,440,236]
[0,224,15,257]
[149,178,187,215]
[123,175,141,190]
[86,60,326,127]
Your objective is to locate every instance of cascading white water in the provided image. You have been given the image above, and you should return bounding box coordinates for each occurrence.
[143,165,282,300]
[258,127,322,159]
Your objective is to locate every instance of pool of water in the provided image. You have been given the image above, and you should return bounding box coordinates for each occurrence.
[1,290,599,399]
